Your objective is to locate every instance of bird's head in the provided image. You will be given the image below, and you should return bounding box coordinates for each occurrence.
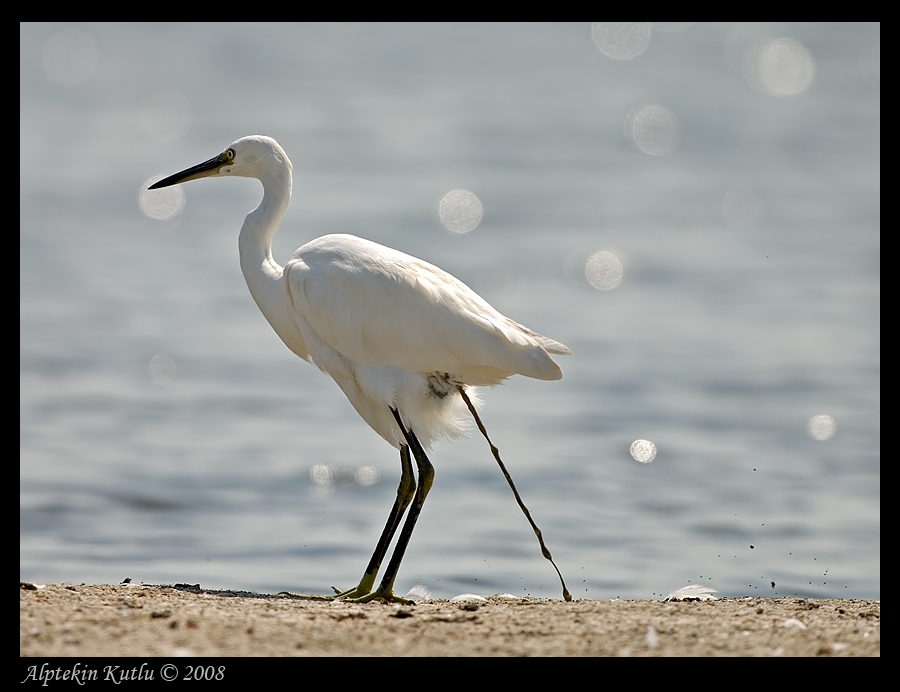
[149,135,292,190]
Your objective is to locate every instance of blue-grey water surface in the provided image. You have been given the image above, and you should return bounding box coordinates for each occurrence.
[20,23,879,600]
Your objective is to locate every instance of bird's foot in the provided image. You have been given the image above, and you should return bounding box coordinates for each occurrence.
[276,586,410,604]
[343,587,412,605]
[275,585,373,601]
[277,574,412,604]
[330,585,372,600]
[275,591,334,601]
[326,581,413,604]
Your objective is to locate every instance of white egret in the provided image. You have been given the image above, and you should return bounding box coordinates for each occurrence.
[149,136,571,602]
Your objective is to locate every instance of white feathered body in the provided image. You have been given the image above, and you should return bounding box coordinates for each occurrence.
[266,234,566,449]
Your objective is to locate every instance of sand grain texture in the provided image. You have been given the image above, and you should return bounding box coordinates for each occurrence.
[20,583,879,657]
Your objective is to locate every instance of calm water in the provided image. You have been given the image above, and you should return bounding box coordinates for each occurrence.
[20,23,879,600]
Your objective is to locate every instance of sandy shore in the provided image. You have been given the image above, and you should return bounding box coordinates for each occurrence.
[20,582,879,657]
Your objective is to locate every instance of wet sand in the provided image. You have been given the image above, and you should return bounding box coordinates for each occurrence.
[20,583,879,657]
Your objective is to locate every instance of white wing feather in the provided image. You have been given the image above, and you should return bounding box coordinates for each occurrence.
[285,234,569,386]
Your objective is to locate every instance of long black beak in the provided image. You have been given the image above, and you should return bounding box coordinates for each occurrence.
[149,153,225,190]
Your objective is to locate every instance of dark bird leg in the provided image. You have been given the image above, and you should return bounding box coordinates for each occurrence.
[353,407,434,603]
[334,439,416,599]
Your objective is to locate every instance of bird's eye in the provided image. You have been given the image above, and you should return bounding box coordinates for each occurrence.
[225,148,235,161]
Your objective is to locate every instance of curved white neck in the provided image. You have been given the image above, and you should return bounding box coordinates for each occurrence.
[238,166,292,328]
